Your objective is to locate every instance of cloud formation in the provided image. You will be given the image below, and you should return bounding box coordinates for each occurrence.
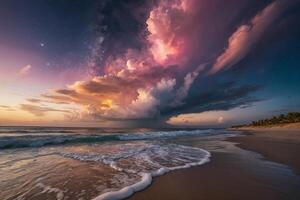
[21,0,297,126]
[210,0,295,74]
[36,0,202,121]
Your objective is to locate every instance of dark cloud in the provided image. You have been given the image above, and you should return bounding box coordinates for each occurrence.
[17,0,300,127]
[88,0,156,74]
[161,82,262,118]
[35,0,274,124]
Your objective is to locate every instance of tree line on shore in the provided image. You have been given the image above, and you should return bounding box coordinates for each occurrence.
[232,112,300,128]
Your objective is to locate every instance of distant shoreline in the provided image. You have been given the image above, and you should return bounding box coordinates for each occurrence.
[229,122,300,131]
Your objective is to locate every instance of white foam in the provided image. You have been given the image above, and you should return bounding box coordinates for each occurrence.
[36,182,64,200]
[92,147,211,200]
[60,142,211,200]
[118,129,213,140]
[93,173,152,200]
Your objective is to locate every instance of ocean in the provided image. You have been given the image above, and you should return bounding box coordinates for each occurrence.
[0,127,236,200]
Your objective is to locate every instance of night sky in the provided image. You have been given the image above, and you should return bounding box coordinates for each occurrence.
[0,0,300,127]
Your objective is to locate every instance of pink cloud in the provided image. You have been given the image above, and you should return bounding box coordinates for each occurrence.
[146,0,196,66]
[22,0,207,122]
[209,0,294,74]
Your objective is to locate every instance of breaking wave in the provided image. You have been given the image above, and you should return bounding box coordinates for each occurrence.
[0,129,215,149]
[60,142,211,200]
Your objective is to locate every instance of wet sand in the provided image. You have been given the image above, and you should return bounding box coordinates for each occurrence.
[128,130,300,200]
[0,154,117,200]
[230,130,300,175]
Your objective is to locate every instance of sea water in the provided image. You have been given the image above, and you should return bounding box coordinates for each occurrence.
[0,127,233,200]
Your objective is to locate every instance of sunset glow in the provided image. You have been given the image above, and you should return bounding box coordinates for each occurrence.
[0,0,299,127]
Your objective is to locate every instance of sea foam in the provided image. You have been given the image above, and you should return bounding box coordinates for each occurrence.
[61,142,211,200]
[93,151,210,200]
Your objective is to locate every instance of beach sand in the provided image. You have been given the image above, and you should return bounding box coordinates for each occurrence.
[230,130,300,175]
[128,130,300,200]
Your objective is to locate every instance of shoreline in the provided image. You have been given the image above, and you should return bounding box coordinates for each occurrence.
[229,129,300,175]
[93,149,211,200]
[128,129,300,200]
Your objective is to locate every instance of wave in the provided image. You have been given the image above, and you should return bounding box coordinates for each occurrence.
[0,135,119,149]
[0,129,76,134]
[118,129,213,140]
[60,142,211,200]
[93,156,210,200]
[0,129,215,150]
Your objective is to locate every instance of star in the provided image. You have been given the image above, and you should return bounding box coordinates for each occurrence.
[40,43,45,47]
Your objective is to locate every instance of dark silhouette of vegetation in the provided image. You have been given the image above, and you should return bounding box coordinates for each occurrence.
[232,112,300,128]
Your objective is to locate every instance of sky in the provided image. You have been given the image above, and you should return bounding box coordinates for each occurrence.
[0,0,300,128]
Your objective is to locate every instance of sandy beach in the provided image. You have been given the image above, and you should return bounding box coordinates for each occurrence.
[231,129,300,175]
[1,128,300,200]
[128,129,300,200]
[1,0,300,199]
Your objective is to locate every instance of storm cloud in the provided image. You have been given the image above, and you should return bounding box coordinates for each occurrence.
[24,0,299,126]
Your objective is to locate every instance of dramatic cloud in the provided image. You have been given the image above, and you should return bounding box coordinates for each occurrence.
[210,0,295,74]
[173,64,206,106]
[20,0,297,126]
[43,77,177,120]
[37,0,203,121]
[160,82,262,118]
[38,0,255,122]
[146,0,190,65]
